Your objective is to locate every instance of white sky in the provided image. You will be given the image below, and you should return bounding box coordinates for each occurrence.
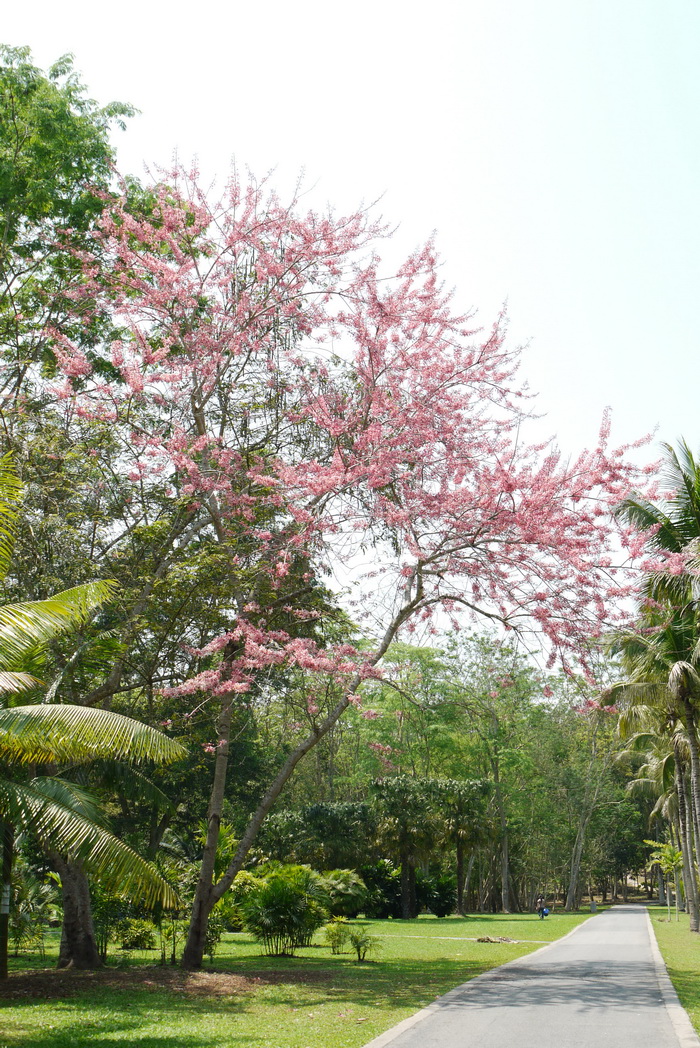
[4,0,699,465]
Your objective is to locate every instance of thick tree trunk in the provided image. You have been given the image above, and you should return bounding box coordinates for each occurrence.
[53,857,102,969]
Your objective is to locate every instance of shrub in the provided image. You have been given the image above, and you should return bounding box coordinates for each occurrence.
[422,872,457,918]
[360,860,402,918]
[115,918,157,950]
[348,927,382,962]
[241,865,329,956]
[204,910,225,961]
[322,870,368,918]
[323,917,350,954]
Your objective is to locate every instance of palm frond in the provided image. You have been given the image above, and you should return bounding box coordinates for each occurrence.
[0,704,186,766]
[0,670,43,695]
[0,453,22,582]
[0,778,178,908]
[0,581,119,670]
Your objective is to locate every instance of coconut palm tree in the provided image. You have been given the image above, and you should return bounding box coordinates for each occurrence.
[616,439,700,606]
[0,453,186,973]
[609,614,700,931]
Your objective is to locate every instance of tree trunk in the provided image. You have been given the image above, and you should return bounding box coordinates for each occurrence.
[0,821,13,980]
[565,816,590,911]
[674,749,699,931]
[456,839,464,914]
[400,848,417,919]
[680,698,700,854]
[491,764,510,913]
[53,857,102,969]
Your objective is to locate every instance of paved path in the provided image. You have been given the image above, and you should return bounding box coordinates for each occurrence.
[363,905,699,1048]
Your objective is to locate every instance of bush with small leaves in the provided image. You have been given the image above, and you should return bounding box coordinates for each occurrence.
[115,918,157,951]
[323,917,350,954]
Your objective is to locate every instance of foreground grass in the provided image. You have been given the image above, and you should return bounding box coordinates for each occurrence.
[647,907,700,1034]
[1,911,596,1048]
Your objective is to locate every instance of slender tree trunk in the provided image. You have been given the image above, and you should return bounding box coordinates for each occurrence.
[53,857,102,969]
[674,751,699,931]
[181,698,233,970]
[565,815,591,911]
[462,851,475,915]
[456,839,464,915]
[680,698,700,854]
[491,764,510,913]
[0,821,13,980]
[399,847,417,919]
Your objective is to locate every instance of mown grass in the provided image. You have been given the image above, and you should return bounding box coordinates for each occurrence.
[1,910,596,1048]
[647,907,700,1034]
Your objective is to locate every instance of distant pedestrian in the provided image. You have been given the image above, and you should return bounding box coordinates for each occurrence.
[536,895,546,919]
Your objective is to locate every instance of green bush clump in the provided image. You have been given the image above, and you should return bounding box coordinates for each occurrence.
[115,918,157,950]
[241,865,329,956]
[323,916,350,954]
[322,870,368,917]
[360,860,403,918]
[422,872,457,917]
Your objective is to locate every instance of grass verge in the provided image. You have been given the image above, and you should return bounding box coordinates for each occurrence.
[647,907,700,1034]
[1,910,596,1048]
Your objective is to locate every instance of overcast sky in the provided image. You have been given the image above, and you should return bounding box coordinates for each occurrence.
[4,0,698,466]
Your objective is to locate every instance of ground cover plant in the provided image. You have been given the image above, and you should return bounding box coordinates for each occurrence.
[647,908,700,1035]
[1,911,596,1048]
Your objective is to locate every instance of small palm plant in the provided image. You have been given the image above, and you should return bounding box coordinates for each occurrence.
[645,841,684,921]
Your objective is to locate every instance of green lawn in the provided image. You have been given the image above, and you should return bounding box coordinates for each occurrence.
[647,907,700,1034]
[1,911,596,1048]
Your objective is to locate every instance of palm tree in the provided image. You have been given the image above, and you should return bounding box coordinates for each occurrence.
[0,454,186,972]
[610,616,700,932]
[616,439,700,606]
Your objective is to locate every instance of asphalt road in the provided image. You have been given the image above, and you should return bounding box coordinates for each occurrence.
[362,904,698,1048]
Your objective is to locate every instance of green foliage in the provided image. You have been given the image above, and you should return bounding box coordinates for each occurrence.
[421,872,457,918]
[8,856,59,956]
[348,926,382,962]
[322,869,368,918]
[114,917,157,951]
[323,916,350,954]
[240,865,329,956]
[203,910,225,961]
[360,860,403,919]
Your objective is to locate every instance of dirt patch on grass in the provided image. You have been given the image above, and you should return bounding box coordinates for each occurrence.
[0,965,335,1002]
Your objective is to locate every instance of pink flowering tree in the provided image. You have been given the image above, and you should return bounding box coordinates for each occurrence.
[48,167,656,967]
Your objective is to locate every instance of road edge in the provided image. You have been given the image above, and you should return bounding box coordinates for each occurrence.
[645,907,700,1048]
[359,915,596,1048]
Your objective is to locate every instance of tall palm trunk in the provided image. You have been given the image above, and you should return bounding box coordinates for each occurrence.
[681,699,700,855]
[674,741,699,931]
